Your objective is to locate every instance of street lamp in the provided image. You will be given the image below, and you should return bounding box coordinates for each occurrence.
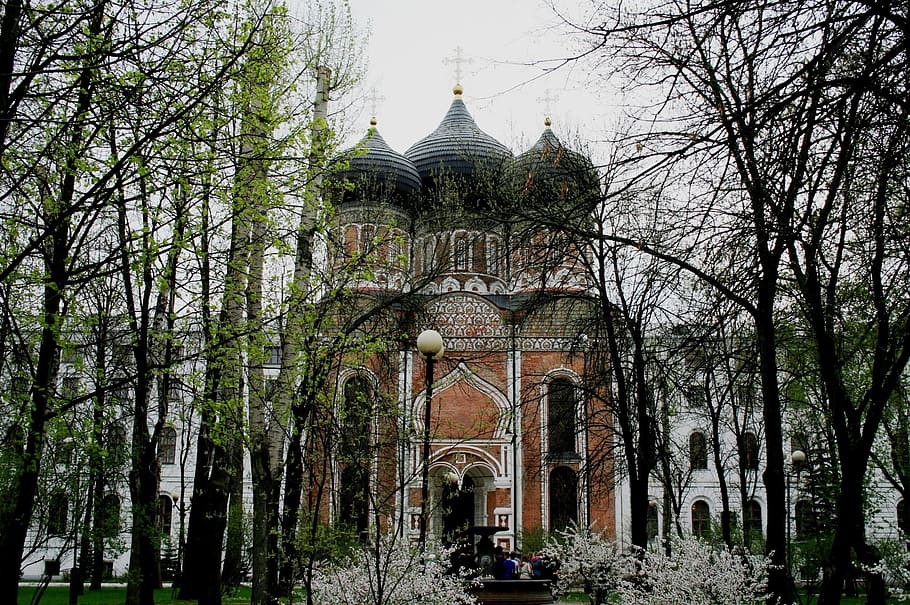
[786,449,807,582]
[416,329,445,551]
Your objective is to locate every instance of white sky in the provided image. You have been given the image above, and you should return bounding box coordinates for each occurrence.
[343,0,616,157]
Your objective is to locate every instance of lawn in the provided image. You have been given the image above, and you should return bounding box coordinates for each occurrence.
[18,585,252,605]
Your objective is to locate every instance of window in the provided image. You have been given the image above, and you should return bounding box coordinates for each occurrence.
[454,238,469,271]
[61,376,80,400]
[547,378,576,457]
[549,466,578,532]
[487,239,499,275]
[740,432,759,470]
[744,499,763,539]
[691,500,710,538]
[47,492,68,535]
[360,224,376,255]
[157,495,173,539]
[899,500,909,535]
[98,494,120,538]
[54,438,74,465]
[689,432,708,470]
[158,427,177,465]
[795,500,814,537]
[106,424,126,455]
[265,346,282,366]
[423,240,435,272]
[647,502,659,542]
[166,378,183,403]
[339,376,372,533]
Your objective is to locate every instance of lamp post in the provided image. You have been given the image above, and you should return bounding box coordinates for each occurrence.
[416,329,445,551]
[786,449,807,582]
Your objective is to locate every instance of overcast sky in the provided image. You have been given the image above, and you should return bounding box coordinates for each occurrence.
[343,1,614,157]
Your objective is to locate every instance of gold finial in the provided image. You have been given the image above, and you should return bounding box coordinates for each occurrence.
[544,117,552,128]
[453,83,464,97]
[370,116,378,127]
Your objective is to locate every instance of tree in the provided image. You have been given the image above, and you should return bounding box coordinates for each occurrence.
[556,0,909,600]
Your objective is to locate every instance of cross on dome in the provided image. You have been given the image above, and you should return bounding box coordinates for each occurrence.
[537,89,560,125]
[366,87,386,123]
[443,45,474,88]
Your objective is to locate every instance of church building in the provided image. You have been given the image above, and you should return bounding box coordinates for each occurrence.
[328,82,614,552]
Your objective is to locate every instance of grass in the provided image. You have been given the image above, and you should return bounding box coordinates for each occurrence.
[18,585,253,605]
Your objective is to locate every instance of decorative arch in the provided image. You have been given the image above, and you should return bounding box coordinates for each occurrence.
[413,361,511,439]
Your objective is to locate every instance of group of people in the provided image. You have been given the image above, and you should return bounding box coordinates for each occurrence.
[491,546,557,581]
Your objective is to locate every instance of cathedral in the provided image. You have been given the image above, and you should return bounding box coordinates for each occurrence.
[327,82,614,552]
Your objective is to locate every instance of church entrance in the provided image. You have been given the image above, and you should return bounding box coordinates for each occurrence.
[441,475,475,545]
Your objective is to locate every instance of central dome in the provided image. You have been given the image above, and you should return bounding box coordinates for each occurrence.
[405,86,513,184]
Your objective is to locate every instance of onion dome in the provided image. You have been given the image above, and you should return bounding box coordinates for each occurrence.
[513,118,599,205]
[333,118,421,206]
[405,85,513,185]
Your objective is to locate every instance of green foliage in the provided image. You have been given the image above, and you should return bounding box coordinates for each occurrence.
[296,519,361,564]
[518,525,550,554]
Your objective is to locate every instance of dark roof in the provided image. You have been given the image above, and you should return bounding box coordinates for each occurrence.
[405,90,513,180]
[336,124,422,201]
[513,123,599,201]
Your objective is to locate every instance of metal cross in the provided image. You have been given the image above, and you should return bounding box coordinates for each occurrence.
[443,46,474,84]
[366,87,386,119]
[536,89,560,118]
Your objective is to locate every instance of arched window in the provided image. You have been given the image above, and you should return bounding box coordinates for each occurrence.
[423,239,435,272]
[689,432,708,470]
[47,492,68,535]
[547,378,576,457]
[339,376,372,533]
[360,224,376,255]
[744,499,762,539]
[899,500,909,535]
[740,432,759,470]
[98,494,121,538]
[691,500,710,538]
[549,466,578,531]
[454,238,469,271]
[646,502,659,542]
[158,427,177,465]
[487,239,499,275]
[157,495,173,539]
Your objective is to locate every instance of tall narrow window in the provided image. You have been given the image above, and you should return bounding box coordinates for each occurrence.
[47,492,68,535]
[339,376,372,534]
[689,432,708,470]
[744,499,763,540]
[454,238,469,271]
[691,500,710,538]
[487,239,499,275]
[158,427,177,465]
[646,502,659,541]
[795,500,814,537]
[158,495,173,539]
[98,494,120,538]
[740,432,759,470]
[549,466,578,532]
[547,378,576,457]
[899,500,909,535]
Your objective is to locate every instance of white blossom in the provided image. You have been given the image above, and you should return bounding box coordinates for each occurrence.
[309,535,476,605]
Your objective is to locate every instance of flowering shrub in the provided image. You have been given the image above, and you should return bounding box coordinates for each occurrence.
[543,524,769,605]
[617,538,769,605]
[541,524,621,600]
[309,535,476,605]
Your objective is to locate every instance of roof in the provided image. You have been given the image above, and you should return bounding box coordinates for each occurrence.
[405,88,513,181]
